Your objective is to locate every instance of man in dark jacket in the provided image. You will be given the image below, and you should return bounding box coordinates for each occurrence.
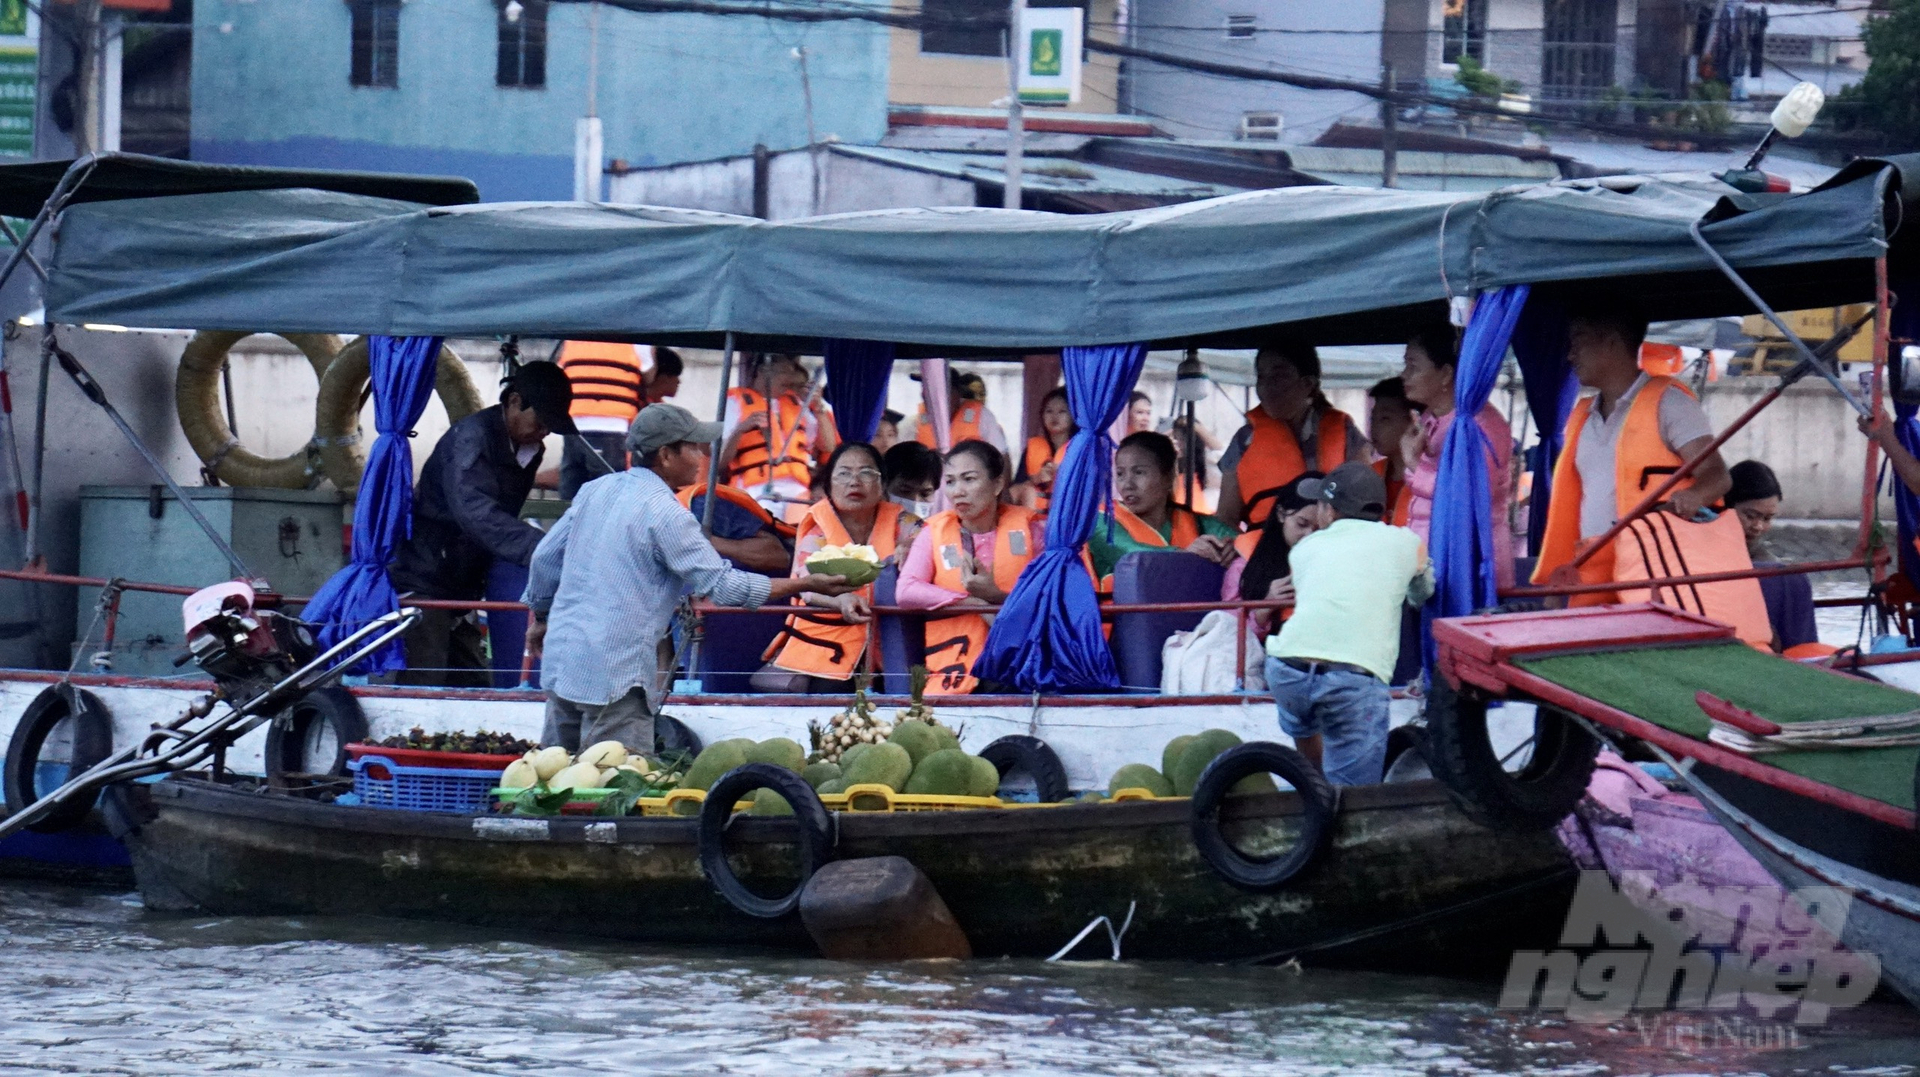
[389,362,576,686]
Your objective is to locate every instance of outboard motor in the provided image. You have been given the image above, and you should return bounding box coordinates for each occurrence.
[181,582,317,702]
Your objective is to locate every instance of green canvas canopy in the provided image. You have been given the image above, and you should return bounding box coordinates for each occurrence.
[0,153,479,219]
[40,153,1920,353]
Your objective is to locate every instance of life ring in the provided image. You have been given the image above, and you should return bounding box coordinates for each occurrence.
[1189,741,1337,892]
[314,337,484,500]
[1421,678,1599,831]
[697,763,836,919]
[3,685,113,833]
[263,687,368,781]
[978,734,1071,802]
[175,331,344,489]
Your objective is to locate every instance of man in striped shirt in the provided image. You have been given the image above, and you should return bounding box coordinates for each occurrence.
[525,404,856,752]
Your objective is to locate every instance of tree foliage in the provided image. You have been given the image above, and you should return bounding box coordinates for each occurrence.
[1837,0,1920,146]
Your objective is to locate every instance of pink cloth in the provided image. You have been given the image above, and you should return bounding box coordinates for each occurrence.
[896,513,1046,609]
[1405,403,1515,589]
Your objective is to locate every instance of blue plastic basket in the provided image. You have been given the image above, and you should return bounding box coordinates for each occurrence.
[348,754,498,814]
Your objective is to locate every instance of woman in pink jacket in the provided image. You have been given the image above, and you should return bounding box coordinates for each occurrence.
[1399,324,1516,589]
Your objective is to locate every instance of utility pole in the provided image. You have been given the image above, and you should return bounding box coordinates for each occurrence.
[1003,0,1025,210]
[68,0,103,155]
[794,45,819,214]
[1380,63,1398,189]
[575,1,604,202]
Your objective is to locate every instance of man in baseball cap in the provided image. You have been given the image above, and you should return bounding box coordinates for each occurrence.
[523,402,856,752]
[1263,461,1432,786]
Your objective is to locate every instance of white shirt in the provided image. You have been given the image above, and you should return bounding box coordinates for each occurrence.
[1575,375,1715,539]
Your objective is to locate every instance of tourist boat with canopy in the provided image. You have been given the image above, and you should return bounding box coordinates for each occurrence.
[0,148,1916,973]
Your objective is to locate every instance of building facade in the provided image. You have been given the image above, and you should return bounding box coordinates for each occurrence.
[190,0,893,201]
[887,0,1120,112]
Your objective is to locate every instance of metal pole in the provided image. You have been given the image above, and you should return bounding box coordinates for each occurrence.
[0,155,99,296]
[26,330,50,564]
[1004,0,1025,210]
[701,333,736,538]
[1380,64,1398,189]
[1867,256,1890,577]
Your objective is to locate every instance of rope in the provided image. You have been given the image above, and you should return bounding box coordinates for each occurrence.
[1709,710,1920,754]
[1045,900,1136,962]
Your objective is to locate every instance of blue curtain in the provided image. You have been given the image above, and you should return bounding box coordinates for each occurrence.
[822,338,894,445]
[1509,293,1577,555]
[972,342,1146,692]
[1894,277,1920,582]
[1425,286,1528,667]
[303,336,443,672]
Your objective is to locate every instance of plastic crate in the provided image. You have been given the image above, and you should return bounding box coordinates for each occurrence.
[348,754,498,813]
[346,743,521,772]
[491,786,622,816]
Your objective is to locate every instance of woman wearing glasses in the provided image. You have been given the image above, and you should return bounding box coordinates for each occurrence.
[766,442,922,690]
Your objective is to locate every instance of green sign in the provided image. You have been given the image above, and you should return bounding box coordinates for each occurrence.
[0,47,35,158]
[0,1,23,39]
[1028,29,1062,77]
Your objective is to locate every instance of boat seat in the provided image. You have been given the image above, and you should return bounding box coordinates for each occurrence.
[1110,551,1226,693]
[696,609,789,694]
[874,563,924,695]
[1756,563,1820,651]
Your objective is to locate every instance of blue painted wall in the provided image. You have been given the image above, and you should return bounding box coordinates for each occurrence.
[191,0,892,201]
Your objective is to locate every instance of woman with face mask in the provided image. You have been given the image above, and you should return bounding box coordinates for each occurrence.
[896,440,1043,694]
[1014,387,1075,513]
[766,442,923,690]
[881,441,942,519]
[1088,432,1237,591]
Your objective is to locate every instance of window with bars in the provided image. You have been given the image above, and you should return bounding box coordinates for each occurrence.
[1226,14,1256,40]
[1540,0,1618,100]
[348,0,401,88]
[1442,0,1488,64]
[498,0,548,87]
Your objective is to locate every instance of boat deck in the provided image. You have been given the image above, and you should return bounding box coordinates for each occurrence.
[1516,642,1919,811]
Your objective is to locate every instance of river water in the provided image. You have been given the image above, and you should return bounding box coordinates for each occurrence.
[3,882,1918,1076]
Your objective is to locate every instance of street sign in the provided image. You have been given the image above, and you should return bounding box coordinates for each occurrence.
[0,46,33,158]
[1017,6,1081,105]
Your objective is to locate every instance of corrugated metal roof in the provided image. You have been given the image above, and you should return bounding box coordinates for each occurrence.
[1763,3,1865,40]
[829,145,1246,199]
[1284,145,1560,180]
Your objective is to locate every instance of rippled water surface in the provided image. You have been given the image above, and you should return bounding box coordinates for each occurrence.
[4,884,1919,1076]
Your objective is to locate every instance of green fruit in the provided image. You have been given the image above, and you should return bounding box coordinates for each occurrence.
[816,778,848,796]
[929,723,961,754]
[749,789,796,816]
[1108,763,1174,798]
[843,741,913,792]
[1160,735,1195,779]
[904,748,974,796]
[680,741,748,792]
[802,761,842,789]
[966,755,1001,799]
[887,721,944,767]
[840,743,873,772]
[746,738,806,773]
[1231,772,1280,796]
[1170,729,1244,796]
[719,737,756,755]
[1075,791,1106,803]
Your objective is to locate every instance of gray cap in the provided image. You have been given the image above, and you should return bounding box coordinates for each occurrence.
[627,403,723,455]
[1298,461,1388,520]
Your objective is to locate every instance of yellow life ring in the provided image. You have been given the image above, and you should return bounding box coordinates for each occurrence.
[315,336,485,500]
[175,331,345,489]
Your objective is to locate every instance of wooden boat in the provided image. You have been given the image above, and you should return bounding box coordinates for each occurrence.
[104,774,1573,967]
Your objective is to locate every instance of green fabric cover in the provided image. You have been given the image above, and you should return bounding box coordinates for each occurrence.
[1517,643,1919,810]
[1088,511,1236,578]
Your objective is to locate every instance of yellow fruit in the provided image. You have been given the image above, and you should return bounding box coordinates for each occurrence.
[552,761,606,791]
[579,740,628,768]
[500,759,539,788]
[530,746,572,782]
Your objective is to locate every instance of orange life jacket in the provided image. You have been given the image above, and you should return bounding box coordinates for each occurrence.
[1022,435,1068,512]
[558,341,645,423]
[924,505,1036,695]
[674,482,798,541]
[915,402,988,451]
[1097,504,1202,594]
[1371,458,1410,527]
[767,500,906,680]
[1235,407,1352,527]
[727,386,814,491]
[1612,510,1772,649]
[1532,376,1694,607]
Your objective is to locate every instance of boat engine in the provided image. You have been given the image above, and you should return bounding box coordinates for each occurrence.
[182,581,318,703]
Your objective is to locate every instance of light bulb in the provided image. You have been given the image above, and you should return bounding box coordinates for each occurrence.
[1770,82,1824,138]
[504,1,524,24]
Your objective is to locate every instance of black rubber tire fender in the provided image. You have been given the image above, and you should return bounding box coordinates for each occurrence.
[654,714,703,764]
[1422,677,1598,831]
[978,734,1071,802]
[1382,724,1431,782]
[697,763,836,919]
[3,686,114,833]
[263,687,368,779]
[1189,741,1338,893]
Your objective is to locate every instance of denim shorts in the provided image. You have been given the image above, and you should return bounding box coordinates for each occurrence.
[1264,656,1391,787]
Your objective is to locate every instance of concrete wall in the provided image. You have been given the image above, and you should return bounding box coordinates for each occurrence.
[607,146,977,217]
[1130,0,1383,142]
[191,0,893,201]
[887,0,1121,111]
